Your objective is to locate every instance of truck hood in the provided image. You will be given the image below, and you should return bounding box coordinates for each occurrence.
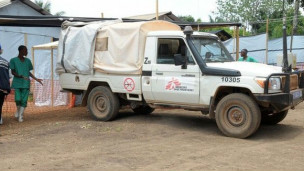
[207,61,283,77]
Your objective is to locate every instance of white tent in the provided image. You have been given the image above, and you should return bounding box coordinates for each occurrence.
[32,41,68,106]
[224,34,304,65]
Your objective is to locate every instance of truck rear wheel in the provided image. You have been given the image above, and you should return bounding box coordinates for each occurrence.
[132,105,155,115]
[261,110,288,125]
[215,93,261,138]
[87,86,120,121]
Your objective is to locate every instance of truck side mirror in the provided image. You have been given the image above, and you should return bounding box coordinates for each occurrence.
[174,54,187,69]
[174,45,188,69]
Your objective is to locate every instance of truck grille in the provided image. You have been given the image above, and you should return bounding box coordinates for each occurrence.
[282,74,298,91]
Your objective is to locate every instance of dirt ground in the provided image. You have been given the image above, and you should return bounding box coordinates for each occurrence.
[1,103,304,171]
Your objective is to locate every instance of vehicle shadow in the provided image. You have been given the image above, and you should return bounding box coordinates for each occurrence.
[116,110,304,140]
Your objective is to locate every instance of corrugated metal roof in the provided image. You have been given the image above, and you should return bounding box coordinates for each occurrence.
[126,11,172,20]
[0,0,12,8]
[0,0,51,15]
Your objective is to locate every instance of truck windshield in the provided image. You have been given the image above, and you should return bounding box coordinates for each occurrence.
[192,37,234,63]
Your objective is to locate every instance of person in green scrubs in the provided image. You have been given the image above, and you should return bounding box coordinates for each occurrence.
[10,45,43,122]
[238,49,258,62]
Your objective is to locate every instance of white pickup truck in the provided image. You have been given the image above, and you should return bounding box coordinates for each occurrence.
[57,20,304,138]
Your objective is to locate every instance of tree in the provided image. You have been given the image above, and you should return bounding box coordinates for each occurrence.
[34,0,65,16]
[287,0,304,35]
[35,0,51,13]
[215,0,291,31]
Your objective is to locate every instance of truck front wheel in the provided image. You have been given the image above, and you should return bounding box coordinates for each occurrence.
[215,93,261,138]
[261,110,288,125]
[87,86,120,121]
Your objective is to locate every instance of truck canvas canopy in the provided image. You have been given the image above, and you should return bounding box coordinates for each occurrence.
[56,20,181,75]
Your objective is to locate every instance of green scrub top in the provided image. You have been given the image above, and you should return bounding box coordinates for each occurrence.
[238,56,258,62]
[10,57,33,89]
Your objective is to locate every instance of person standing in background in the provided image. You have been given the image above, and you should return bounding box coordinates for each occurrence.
[238,49,258,62]
[10,45,43,122]
[0,44,11,125]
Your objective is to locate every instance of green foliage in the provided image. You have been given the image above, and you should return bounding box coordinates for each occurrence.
[178,15,195,22]
[35,0,51,12]
[215,0,304,38]
[34,0,65,16]
[215,0,289,23]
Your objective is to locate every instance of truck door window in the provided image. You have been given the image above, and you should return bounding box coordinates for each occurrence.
[192,37,234,63]
[157,38,195,65]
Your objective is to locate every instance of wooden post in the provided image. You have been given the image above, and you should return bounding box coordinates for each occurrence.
[51,48,54,106]
[31,47,35,75]
[243,26,246,36]
[31,46,35,104]
[236,26,240,61]
[101,13,104,18]
[156,0,159,20]
[265,18,269,64]
[24,33,28,47]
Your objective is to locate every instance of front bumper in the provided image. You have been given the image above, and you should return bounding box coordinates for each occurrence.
[255,89,304,112]
[254,71,304,112]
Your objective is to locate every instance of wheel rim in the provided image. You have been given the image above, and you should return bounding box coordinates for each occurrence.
[226,106,247,127]
[92,93,109,117]
[96,95,107,112]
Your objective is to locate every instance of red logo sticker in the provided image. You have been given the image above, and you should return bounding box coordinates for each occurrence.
[165,77,181,90]
[124,78,135,92]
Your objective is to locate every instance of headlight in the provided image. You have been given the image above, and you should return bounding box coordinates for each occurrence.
[255,77,281,90]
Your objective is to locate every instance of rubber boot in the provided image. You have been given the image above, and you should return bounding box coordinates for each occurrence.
[18,107,25,122]
[15,106,21,118]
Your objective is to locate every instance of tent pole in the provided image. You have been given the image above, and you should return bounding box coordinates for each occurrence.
[265,18,269,64]
[51,48,54,107]
[31,47,35,104]
[236,26,240,61]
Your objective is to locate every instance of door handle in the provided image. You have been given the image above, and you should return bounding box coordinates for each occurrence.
[156,72,163,75]
[181,74,195,77]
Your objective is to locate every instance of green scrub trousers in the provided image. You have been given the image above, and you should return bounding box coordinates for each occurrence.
[14,88,30,107]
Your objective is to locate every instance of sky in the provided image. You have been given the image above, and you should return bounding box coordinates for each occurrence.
[49,0,218,22]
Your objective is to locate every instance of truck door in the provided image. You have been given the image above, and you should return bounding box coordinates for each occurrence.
[151,38,200,104]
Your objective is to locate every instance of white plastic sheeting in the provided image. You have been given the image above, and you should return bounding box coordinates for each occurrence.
[223,34,304,64]
[56,20,181,75]
[56,20,123,74]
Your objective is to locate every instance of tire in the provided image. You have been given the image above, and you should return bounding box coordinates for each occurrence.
[215,93,261,138]
[261,110,288,125]
[87,86,120,121]
[132,105,155,115]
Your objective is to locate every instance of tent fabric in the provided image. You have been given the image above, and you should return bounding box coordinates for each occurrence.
[56,20,181,75]
[94,20,181,74]
[223,34,304,64]
[56,20,122,74]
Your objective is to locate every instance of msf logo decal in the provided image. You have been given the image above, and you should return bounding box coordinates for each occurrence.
[165,77,181,90]
[165,77,194,92]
